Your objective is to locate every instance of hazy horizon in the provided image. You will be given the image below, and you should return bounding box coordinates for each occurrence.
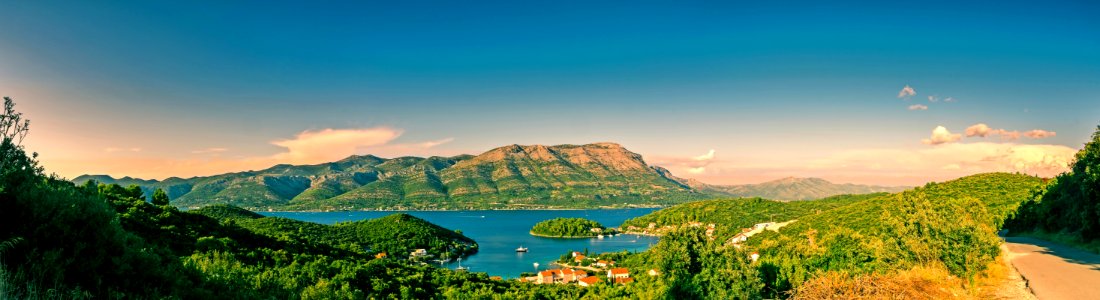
[3,1,1097,186]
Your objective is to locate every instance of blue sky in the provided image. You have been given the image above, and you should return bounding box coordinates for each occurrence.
[2,1,1098,185]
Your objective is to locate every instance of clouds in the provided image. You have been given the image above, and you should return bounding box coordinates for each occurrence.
[921,126,962,145]
[651,149,718,175]
[270,128,403,164]
[812,142,1075,180]
[964,123,1056,141]
[1024,129,1057,139]
[897,85,956,111]
[897,85,916,98]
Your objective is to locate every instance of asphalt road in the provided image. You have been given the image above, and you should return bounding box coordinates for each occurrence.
[1003,237,1100,300]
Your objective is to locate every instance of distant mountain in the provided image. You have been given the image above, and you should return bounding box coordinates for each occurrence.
[662,173,909,201]
[75,143,704,210]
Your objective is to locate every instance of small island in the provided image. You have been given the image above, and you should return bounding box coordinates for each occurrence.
[530,217,618,238]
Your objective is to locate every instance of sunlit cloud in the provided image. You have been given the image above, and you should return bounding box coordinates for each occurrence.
[965,123,1056,141]
[965,123,995,137]
[897,85,916,99]
[928,95,938,102]
[1024,129,1057,139]
[651,149,717,175]
[809,142,1075,180]
[270,128,403,164]
[921,126,962,145]
[908,104,928,111]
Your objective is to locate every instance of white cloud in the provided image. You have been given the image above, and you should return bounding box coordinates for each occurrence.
[104,147,142,153]
[908,104,928,111]
[944,97,955,103]
[928,95,938,102]
[898,85,916,99]
[921,126,962,145]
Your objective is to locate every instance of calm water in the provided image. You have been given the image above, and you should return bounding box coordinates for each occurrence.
[262,209,660,278]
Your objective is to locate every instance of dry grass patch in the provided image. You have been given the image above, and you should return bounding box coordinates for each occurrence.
[791,254,1035,300]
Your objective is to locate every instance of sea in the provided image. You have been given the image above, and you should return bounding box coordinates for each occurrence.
[262,208,661,278]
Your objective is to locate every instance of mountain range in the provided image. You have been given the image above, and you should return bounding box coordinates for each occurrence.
[668,175,909,201]
[74,142,907,210]
[75,143,703,210]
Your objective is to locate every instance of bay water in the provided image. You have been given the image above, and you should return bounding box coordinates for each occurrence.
[262,208,660,278]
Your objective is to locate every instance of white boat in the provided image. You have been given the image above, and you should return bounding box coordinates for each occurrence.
[455,256,468,269]
[597,234,605,239]
[515,246,528,252]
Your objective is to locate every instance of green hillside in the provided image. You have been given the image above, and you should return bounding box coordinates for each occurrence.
[621,193,881,239]
[192,206,477,258]
[75,143,706,210]
[1006,125,1100,248]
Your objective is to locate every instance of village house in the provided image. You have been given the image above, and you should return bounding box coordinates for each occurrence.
[647,269,660,276]
[607,268,630,279]
[574,254,586,263]
[594,260,615,268]
[578,276,600,287]
[537,270,557,284]
[409,249,428,257]
[536,268,589,284]
[374,252,387,259]
[728,233,749,244]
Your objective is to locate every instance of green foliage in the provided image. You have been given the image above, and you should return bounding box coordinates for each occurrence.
[751,172,1039,297]
[1007,125,1100,240]
[152,188,170,205]
[651,227,764,299]
[530,217,614,237]
[622,194,876,240]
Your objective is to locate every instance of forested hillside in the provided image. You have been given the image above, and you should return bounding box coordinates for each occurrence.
[621,194,881,240]
[1006,125,1100,249]
[75,143,706,211]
